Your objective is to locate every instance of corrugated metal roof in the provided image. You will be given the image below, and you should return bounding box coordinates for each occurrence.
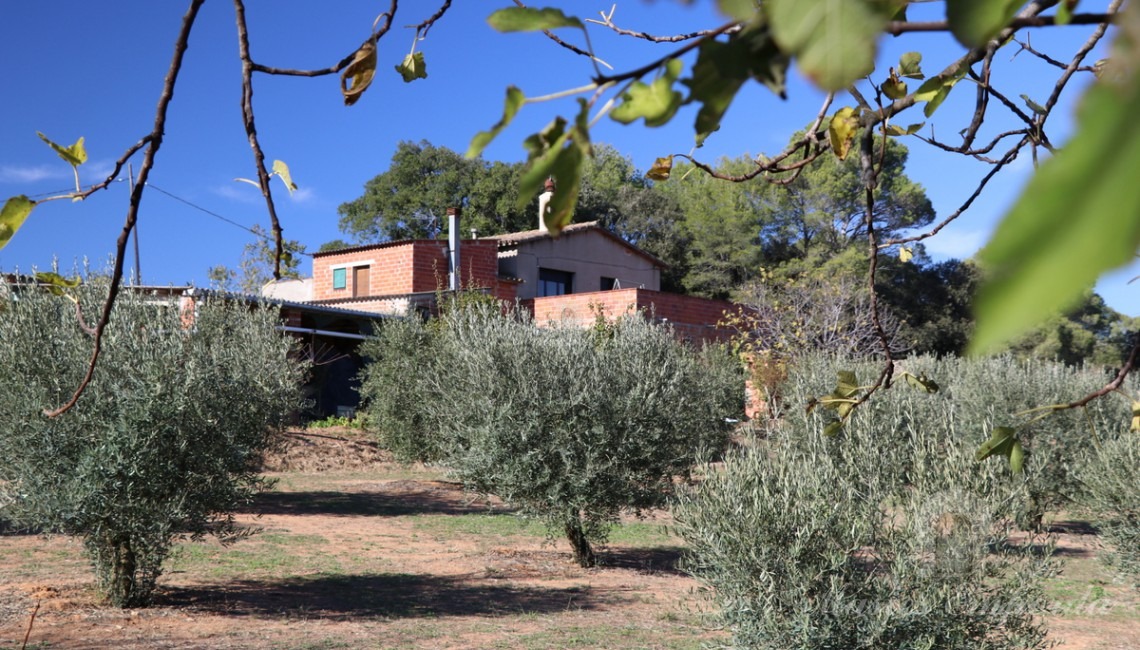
[488,222,667,269]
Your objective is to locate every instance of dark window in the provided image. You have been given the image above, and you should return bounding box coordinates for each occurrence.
[600,276,617,291]
[538,268,573,297]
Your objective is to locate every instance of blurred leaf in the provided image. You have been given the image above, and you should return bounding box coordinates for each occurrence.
[272,160,298,195]
[646,155,674,181]
[946,0,1026,48]
[37,132,87,167]
[913,65,968,117]
[0,195,35,250]
[884,122,924,136]
[341,39,377,106]
[976,426,1017,461]
[971,7,1140,355]
[767,0,895,91]
[612,59,684,127]
[823,420,845,437]
[35,271,81,297]
[1055,0,1075,25]
[717,0,760,22]
[487,7,584,32]
[234,177,260,189]
[518,101,591,235]
[468,86,526,158]
[1009,439,1025,473]
[835,370,859,397]
[898,51,924,79]
[828,107,860,161]
[1020,94,1047,115]
[395,51,428,83]
[899,246,913,262]
[684,27,787,146]
[1131,401,1140,431]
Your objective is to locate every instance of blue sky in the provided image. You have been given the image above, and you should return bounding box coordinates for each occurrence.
[1,1,1136,316]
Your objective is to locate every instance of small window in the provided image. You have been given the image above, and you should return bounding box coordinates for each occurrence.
[600,277,617,291]
[332,267,347,290]
[538,268,573,297]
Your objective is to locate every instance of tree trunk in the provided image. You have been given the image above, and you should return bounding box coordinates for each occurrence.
[565,515,596,568]
[109,537,137,608]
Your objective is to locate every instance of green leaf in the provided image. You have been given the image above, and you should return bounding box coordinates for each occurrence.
[0,195,35,250]
[34,271,81,297]
[970,11,1140,355]
[518,101,591,235]
[341,39,377,106]
[1020,93,1047,115]
[1130,401,1140,431]
[828,107,860,161]
[1055,0,1075,26]
[898,51,924,79]
[767,0,895,91]
[271,160,298,195]
[976,426,1017,461]
[611,59,684,127]
[946,0,1026,49]
[823,420,845,437]
[899,246,914,262]
[36,132,87,167]
[487,7,584,32]
[467,86,526,158]
[395,51,428,83]
[646,155,674,181]
[684,27,787,146]
[835,370,860,398]
[1009,439,1025,473]
[913,65,968,117]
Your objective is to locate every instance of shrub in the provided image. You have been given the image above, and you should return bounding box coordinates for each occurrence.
[360,302,742,566]
[0,282,303,607]
[1079,432,1140,586]
[674,354,1056,650]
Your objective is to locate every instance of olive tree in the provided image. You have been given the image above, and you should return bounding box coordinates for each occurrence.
[0,281,303,607]
[361,302,742,566]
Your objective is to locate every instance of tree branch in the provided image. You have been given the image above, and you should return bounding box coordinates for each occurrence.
[44,0,206,418]
[249,1,397,77]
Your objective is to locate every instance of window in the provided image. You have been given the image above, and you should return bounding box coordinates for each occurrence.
[332,267,347,290]
[353,265,371,297]
[600,276,618,291]
[538,268,573,297]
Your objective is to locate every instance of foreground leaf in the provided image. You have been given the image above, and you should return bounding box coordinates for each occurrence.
[487,7,584,32]
[767,0,894,91]
[828,107,860,161]
[37,132,87,167]
[395,51,428,83]
[0,195,36,249]
[35,271,81,297]
[645,155,674,181]
[971,5,1140,355]
[341,39,377,106]
[272,160,298,195]
[611,59,684,127]
[976,426,1017,461]
[946,0,1026,49]
[467,86,525,158]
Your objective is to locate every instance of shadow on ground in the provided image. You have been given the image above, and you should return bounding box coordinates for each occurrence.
[157,572,600,620]
[600,546,687,576]
[246,489,511,517]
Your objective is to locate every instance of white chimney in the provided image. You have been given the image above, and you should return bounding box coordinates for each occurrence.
[447,207,460,291]
[537,177,555,232]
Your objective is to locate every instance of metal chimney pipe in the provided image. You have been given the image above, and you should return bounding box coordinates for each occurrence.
[447,207,461,291]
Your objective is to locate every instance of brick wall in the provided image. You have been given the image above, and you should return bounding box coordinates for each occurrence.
[523,288,743,345]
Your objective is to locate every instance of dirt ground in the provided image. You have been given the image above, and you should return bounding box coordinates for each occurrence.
[1,429,1137,649]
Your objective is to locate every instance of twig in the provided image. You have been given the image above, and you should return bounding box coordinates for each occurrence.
[43,0,206,418]
[586,4,736,43]
[21,600,40,650]
[249,1,397,76]
[884,12,1116,36]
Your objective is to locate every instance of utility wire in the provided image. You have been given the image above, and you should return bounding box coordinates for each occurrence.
[146,182,312,257]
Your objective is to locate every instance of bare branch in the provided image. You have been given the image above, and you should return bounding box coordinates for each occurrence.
[586,4,737,43]
[885,12,1117,36]
[44,0,206,418]
[234,0,287,280]
[511,0,612,70]
[249,1,397,77]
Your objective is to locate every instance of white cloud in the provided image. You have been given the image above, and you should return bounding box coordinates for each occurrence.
[0,164,65,183]
[212,182,261,204]
[288,186,315,204]
[80,159,118,184]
